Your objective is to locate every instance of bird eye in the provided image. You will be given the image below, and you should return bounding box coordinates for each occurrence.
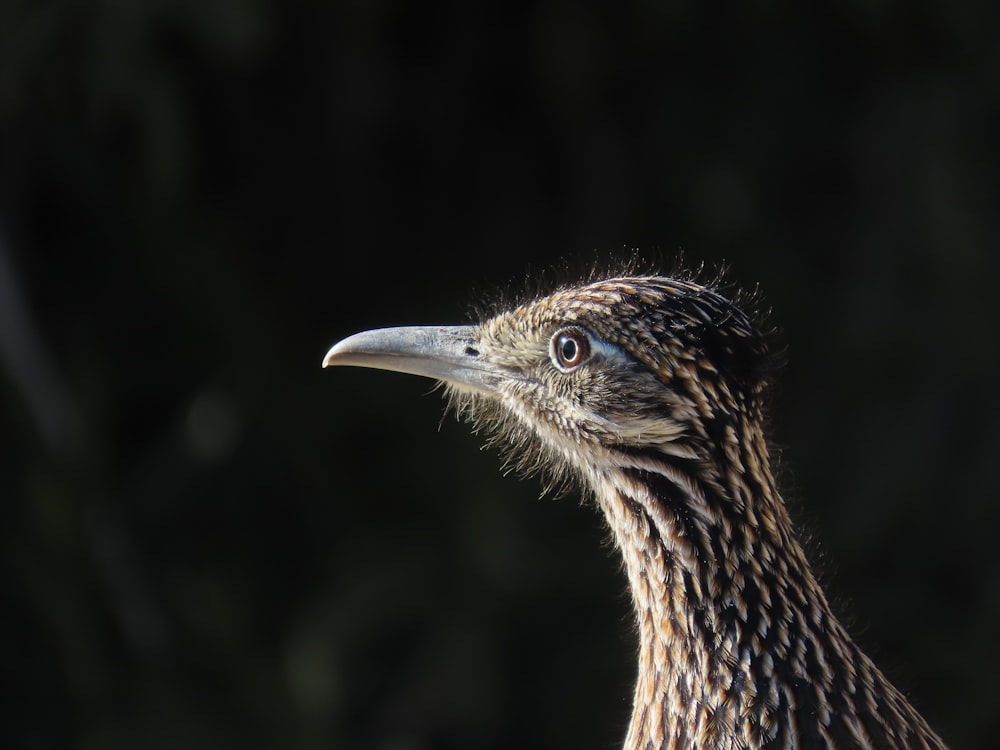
[550,328,592,370]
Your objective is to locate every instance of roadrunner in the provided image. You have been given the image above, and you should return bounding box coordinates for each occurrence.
[323,274,947,750]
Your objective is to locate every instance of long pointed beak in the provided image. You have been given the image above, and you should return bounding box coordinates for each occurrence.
[323,325,504,394]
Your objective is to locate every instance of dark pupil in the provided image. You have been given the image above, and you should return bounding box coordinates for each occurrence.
[560,336,578,363]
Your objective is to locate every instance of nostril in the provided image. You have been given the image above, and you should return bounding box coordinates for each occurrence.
[465,346,480,357]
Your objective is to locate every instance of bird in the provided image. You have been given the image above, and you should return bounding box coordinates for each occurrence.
[323,273,948,750]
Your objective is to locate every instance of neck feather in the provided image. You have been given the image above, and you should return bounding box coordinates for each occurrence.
[588,421,946,750]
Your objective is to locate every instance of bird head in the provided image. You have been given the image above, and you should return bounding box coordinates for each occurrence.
[324,276,775,493]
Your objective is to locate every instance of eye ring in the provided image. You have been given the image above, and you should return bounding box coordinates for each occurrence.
[550,327,592,371]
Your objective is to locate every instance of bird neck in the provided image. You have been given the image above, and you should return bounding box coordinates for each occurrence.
[590,415,945,750]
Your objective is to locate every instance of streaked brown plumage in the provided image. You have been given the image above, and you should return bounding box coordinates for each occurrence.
[323,274,948,750]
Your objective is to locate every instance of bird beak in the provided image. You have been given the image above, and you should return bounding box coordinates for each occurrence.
[323,325,504,395]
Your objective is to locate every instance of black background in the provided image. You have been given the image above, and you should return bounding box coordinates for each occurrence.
[2,2,998,748]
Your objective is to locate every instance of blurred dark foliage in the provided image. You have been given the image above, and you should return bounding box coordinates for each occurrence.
[1,1,998,748]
